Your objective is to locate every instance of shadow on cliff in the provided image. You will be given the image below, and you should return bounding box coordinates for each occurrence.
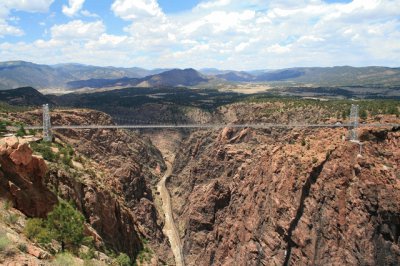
[283,149,335,266]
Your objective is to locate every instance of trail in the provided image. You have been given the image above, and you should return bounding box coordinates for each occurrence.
[157,161,185,266]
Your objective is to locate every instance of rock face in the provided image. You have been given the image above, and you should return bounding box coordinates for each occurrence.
[0,136,57,217]
[170,125,400,265]
[5,109,172,261]
[44,110,170,260]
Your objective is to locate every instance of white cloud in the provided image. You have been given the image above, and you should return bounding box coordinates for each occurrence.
[2,0,54,13]
[111,0,163,20]
[81,9,99,18]
[51,20,105,40]
[62,0,85,17]
[0,23,23,37]
[266,44,291,54]
[195,0,231,10]
[1,0,400,69]
[0,0,53,37]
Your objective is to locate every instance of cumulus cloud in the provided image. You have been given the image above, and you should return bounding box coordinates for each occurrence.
[62,0,85,17]
[1,0,400,69]
[2,0,54,13]
[51,20,105,40]
[0,0,53,37]
[111,0,164,20]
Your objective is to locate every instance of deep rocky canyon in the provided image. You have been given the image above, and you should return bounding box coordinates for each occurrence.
[1,101,399,265]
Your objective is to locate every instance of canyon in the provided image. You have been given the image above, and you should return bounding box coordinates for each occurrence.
[0,98,399,265]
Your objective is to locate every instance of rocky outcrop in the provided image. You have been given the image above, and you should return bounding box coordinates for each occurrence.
[0,136,57,217]
[42,110,171,261]
[170,125,400,265]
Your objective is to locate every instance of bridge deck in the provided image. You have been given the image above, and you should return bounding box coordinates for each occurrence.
[24,123,400,130]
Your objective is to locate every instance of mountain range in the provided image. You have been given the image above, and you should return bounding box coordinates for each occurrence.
[0,61,399,91]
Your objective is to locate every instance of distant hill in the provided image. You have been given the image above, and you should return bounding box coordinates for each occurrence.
[0,87,54,106]
[137,68,208,87]
[213,66,400,86]
[216,71,256,82]
[0,61,169,90]
[67,68,208,89]
[1,61,400,91]
[0,61,73,90]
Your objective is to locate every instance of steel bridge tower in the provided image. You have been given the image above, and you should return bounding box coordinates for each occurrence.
[349,104,359,142]
[43,104,52,142]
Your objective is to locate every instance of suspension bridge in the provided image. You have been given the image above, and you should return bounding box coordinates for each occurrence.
[24,104,399,143]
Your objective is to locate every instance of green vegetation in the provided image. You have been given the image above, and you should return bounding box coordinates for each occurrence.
[30,141,76,168]
[115,253,131,266]
[15,125,26,137]
[0,235,10,252]
[135,238,152,265]
[24,201,85,252]
[30,141,59,162]
[244,97,400,119]
[0,102,32,113]
[17,243,27,253]
[46,201,85,252]
[53,252,77,266]
[24,218,52,244]
[359,108,368,120]
[5,213,19,224]
[60,145,74,166]
[2,200,12,211]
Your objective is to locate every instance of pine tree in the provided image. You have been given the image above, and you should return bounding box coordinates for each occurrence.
[46,201,85,252]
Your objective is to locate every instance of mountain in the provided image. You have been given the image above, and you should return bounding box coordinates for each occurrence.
[216,71,256,82]
[137,68,208,87]
[0,61,170,90]
[0,87,54,106]
[199,68,232,75]
[256,69,304,81]
[211,66,400,86]
[67,68,208,89]
[274,66,400,86]
[1,61,400,91]
[0,61,74,90]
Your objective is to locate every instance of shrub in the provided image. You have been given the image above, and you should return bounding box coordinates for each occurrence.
[301,139,306,146]
[24,218,52,244]
[30,142,59,162]
[16,125,26,137]
[0,233,10,252]
[3,200,11,210]
[17,243,27,253]
[115,253,131,266]
[53,252,76,266]
[360,109,367,120]
[79,248,95,260]
[5,213,18,224]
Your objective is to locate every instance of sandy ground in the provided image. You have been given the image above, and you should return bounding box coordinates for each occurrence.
[157,160,185,266]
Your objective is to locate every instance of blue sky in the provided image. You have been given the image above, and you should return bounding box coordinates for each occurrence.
[0,0,399,69]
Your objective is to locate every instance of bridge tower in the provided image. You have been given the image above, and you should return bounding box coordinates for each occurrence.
[349,104,359,142]
[43,104,52,142]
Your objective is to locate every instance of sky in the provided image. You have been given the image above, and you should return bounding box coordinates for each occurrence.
[0,0,399,70]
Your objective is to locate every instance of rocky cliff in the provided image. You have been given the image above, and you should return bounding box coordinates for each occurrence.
[2,100,399,265]
[167,110,400,265]
[0,136,57,217]
[4,109,173,263]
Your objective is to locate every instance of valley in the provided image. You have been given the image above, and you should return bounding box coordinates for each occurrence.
[1,0,399,264]
[1,85,399,265]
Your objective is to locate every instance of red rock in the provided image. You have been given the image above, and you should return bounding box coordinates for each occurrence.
[0,137,57,218]
[10,143,33,166]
